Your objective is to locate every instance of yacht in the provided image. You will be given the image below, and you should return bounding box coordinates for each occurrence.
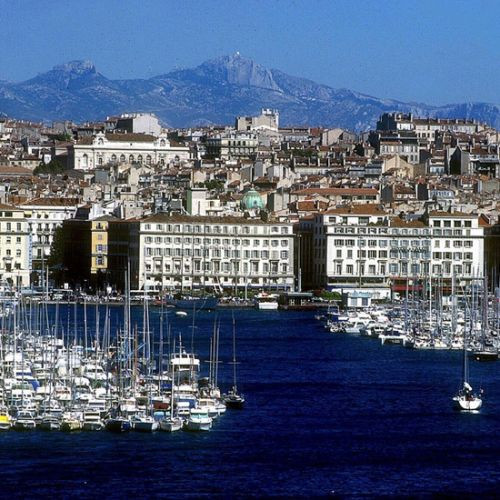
[0,406,12,430]
[254,293,279,310]
[60,412,83,432]
[184,408,212,432]
[13,410,37,431]
[82,410,104,431]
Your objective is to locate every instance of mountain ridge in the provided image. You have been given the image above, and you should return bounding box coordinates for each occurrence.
[0,54,498,130]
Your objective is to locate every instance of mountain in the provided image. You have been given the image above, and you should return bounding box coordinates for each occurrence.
[0,54,499,130]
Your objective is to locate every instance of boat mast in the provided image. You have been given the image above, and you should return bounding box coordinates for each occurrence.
[232,312,238,393]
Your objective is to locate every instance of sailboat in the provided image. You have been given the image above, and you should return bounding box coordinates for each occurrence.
[453,288,483,411]
[160,340,183,432]
[223,314,245,409]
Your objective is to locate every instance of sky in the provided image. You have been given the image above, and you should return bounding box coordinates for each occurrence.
[1,0,498,105]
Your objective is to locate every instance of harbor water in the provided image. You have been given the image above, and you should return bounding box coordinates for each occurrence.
[1,306,499,497]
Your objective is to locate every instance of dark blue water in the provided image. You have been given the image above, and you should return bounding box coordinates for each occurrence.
[2,307,499,498]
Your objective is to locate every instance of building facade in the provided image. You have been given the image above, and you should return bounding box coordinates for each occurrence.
[205,132,258,160]
[0,204,30,287]
[72,132,190,170]
[21,198,79,284]
[301,207,484,298]
[139,215,294,292]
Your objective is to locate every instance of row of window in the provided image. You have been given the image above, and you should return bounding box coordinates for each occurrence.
[332,262,474,276]
[144,236,288,247]
[145,247,289,260]
[433,220,472,228]
[0,236,23,244]
[0,223,24,231]
[142,223,289,235]
[145,261,288,274]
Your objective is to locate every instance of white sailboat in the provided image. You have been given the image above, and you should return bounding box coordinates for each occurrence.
[223,314,245,409]
[453,288,483,411]
[160,339,183,432]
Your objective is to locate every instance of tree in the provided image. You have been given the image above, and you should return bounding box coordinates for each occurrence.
[34,159,65,175]
[47,225,66,284]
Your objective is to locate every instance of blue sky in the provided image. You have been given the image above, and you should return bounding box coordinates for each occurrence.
[1,0,498,105]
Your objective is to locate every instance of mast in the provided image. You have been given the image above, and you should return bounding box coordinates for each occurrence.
[232,312,237,393]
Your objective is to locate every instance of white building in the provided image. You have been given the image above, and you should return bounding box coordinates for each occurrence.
[236,108,279,132]
[114,113,162,136]
[205,132,258,160]
[21,198,79,281]
[0,204,30,288]
[303,206,484,298]
[72,132,190,170]
[138,215,294,292]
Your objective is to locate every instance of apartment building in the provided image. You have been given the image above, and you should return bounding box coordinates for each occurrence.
[301,206,484,298]
[21,198,79,282]
[205,132,258,160]
[377,113,485,139]
[0,204,30,287]
[139,215,294,292]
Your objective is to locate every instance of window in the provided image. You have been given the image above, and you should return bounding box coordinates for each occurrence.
[346,265,354,274]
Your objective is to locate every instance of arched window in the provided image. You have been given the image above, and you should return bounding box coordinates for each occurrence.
[98,157,103,165]
[82,154,88,168]
[137,155,143,163]
[146,155,152,165]
[129,154,134,163]
[120,154,125,163]
[160,139,166,147]
[160,159,165,166]
[111,154,117,162]
[97,138,104,145]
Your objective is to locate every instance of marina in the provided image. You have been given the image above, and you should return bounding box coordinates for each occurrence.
[0,290,245,434]
[0,307,498,496]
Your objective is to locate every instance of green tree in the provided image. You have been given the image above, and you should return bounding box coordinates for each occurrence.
[47,225,66,284]
[34,159,65,175]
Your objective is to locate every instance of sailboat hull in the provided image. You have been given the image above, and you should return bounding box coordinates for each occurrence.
[453,396,482,411]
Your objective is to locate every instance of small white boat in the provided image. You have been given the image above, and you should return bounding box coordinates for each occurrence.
[184,408,212,431]
[82,410,104,431]
[39,415,61,431]
[453,382,483,411]
[159,417,183,432]
[176,311,188,317]
[254,293,279,310]
[452,311,483,412]
[132,414,159,432]
[13,410,37,431]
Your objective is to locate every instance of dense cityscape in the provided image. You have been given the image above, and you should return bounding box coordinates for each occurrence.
[1,1,499,495]
[1,109,498,296]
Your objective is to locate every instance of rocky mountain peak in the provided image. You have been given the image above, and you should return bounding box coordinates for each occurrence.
[52,60,97,76]
[198,54,282,91]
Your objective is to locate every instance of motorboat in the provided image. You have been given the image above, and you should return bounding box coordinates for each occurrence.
[254,293,279,310]
[82,410,104,431]
[0,406,11,430]
[159,416,183,432]
[184,408,212,431]
[60,412,82,432]
[13,410,37,431]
